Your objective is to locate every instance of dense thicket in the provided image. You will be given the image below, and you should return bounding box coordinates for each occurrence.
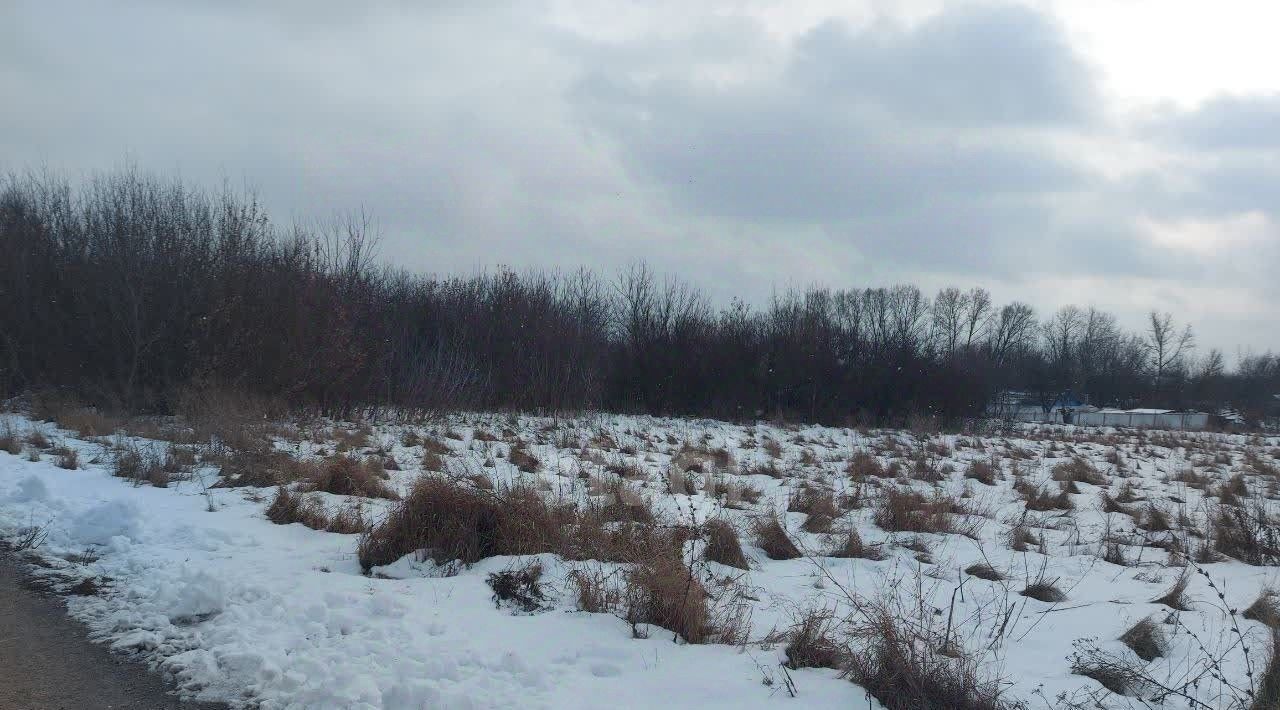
[1,170,1276,425]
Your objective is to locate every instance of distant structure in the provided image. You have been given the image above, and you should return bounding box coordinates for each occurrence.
[989,391,1209,430]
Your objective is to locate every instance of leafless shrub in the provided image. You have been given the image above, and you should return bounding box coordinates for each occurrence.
[751,516,801,560]
[703,519,749,570]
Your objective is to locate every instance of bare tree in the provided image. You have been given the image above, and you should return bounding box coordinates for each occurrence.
[961,287,992,349]
[1146,311,1195,386]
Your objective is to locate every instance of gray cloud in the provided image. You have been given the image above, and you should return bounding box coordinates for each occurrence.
[1153,94,1280,150]
[789,5,1097,126]
[1,0,1277,353]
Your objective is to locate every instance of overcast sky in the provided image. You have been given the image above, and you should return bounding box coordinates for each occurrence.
[3,0,1278,357]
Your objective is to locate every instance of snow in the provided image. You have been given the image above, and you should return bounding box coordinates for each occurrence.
[1,411,1278,709]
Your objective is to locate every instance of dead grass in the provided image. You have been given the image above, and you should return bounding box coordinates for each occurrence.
[53,446,78,470]
[1052,457,1109,487]
[784,608,847,670]
[216,448,308,488]
[751,516,801,560]
[1245,590,1280,630]
[703,519,749,570]
[964,563,1004,581]
[1151,569,1192,611]
[266,486,331,530]
[509,445,540,473]
[873,488,956,534]
[625,554,708,643]
[1213,502,1280,565]
[1118,616,1167,662]
[828,528,886,560]
[965,459,998,486]
[487,561,548,613]
[847,607,1011,710]
[0,424,21,455]
[847,452,889,479]
[306,455,398,499]
[1020,579,1066,602]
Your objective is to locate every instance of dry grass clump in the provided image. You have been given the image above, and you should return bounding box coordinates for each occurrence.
[1006,523,1040,552]
[1070,644,1143,696]
[751,516,801,560]
[703,519,749,570]
[847,607,1011,710]
[357,477,595,571]
[1020,579,1066,602]
[266,486,331,530]
[1245,590,1280,629]
[624,554,709,643]
[847,451,889,479]
[487,561,548,613]
[1017,480,1073,512]
[1253,632,1280,710]
[1138,503,1173,532]
[1151,569,1192,611]
[1052,457,1109,487]
[217,448,305,488]
[1212,502,1280,565]
[784,609,847,670]
[828,529,886,560]
[508,445,540,473]
[26,430,51,449]
[964,562,1004,581]
[112,443,168,487]
[52,446,79,470]
[964,460,998,486]
[1215,473,1250,506]
[873,488,955,534]
[0,424,21,455]
[1119,617,1168,662]
[305,455,398,499]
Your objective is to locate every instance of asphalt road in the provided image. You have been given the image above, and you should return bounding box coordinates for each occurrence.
[0,553,226,710]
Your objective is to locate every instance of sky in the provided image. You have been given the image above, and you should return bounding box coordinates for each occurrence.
[2,0,1278,357]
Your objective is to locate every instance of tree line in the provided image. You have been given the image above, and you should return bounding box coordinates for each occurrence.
[1,169,1276,426]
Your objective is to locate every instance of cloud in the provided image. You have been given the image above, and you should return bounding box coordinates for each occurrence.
[789,5,1097,126]
[0,0,1276,353]
[1153,94,1280,150]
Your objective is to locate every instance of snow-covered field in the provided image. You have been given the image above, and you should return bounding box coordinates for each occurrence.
[1,410,1278,709]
